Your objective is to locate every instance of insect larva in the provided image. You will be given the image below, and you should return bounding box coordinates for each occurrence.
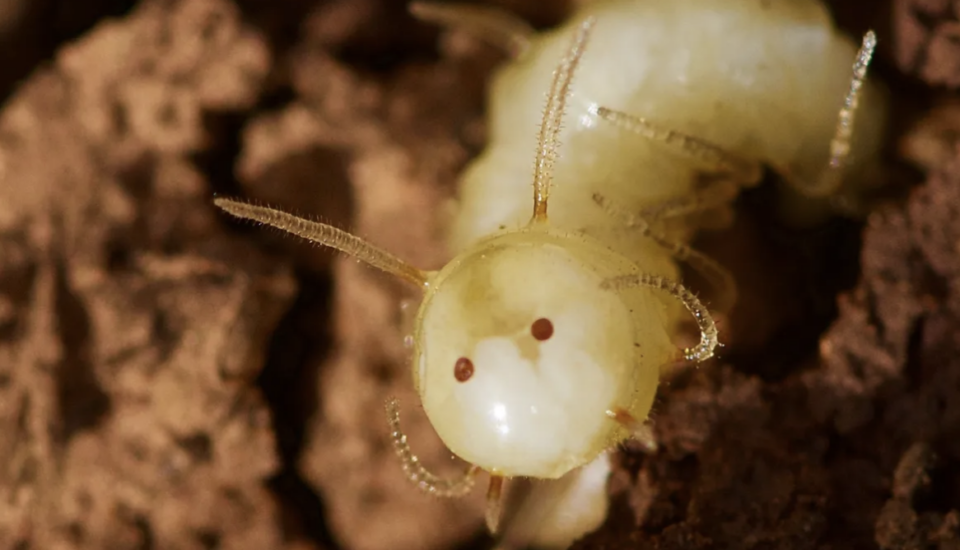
[214,0,886,547]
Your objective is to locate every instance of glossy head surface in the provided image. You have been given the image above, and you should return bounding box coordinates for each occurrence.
[413,229,669,478]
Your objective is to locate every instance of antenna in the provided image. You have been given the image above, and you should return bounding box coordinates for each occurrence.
[531,17,596,222]
[214,198,429,288]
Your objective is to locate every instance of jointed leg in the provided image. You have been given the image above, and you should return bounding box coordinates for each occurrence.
[594,32,877,199]
[595,106,763,186]
[409,2,534,58]
[606,407,657,451]
[780,31,877,197]
[634,179,740,222]
[602,272,719,363]
[593,193,738,312]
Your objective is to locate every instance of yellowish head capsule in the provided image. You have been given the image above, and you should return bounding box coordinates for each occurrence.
[413,227,672,479]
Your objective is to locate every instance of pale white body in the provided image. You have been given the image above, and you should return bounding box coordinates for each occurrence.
[453,0,886,252]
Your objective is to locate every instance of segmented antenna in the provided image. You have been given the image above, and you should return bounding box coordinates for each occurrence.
[804,30,878,196]
[531,17,596,222]
[214,198,430,288]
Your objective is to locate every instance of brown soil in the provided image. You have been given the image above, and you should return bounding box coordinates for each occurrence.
[0,0,957,549]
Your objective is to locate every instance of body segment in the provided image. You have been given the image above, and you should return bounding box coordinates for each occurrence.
[452,0,886,253]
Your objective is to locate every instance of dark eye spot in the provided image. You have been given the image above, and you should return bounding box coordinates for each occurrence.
[454,357,474,382]
[531,318,554,341]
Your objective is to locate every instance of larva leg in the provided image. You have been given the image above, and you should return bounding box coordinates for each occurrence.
[781,31,877,197]
[605,407,657,452]
[647,232,736,313]
[633,181,740,222]
[601,273,718,363]
[409,2,534,58]
[595,106,763,185]
[593,193,738,312]
[385,398,479,497]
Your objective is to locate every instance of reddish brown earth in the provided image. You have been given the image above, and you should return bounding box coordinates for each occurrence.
[0,0,957,549]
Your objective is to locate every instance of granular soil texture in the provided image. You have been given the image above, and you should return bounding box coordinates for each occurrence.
[0,1,957,549]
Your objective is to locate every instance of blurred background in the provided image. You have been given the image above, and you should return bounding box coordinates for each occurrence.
[0,0,957,549]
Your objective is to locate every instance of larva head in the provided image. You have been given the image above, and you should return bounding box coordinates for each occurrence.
[412,227,674,479]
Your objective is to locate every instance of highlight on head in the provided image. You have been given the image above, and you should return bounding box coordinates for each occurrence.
[213,197,430,288]
[530,17,596,223]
